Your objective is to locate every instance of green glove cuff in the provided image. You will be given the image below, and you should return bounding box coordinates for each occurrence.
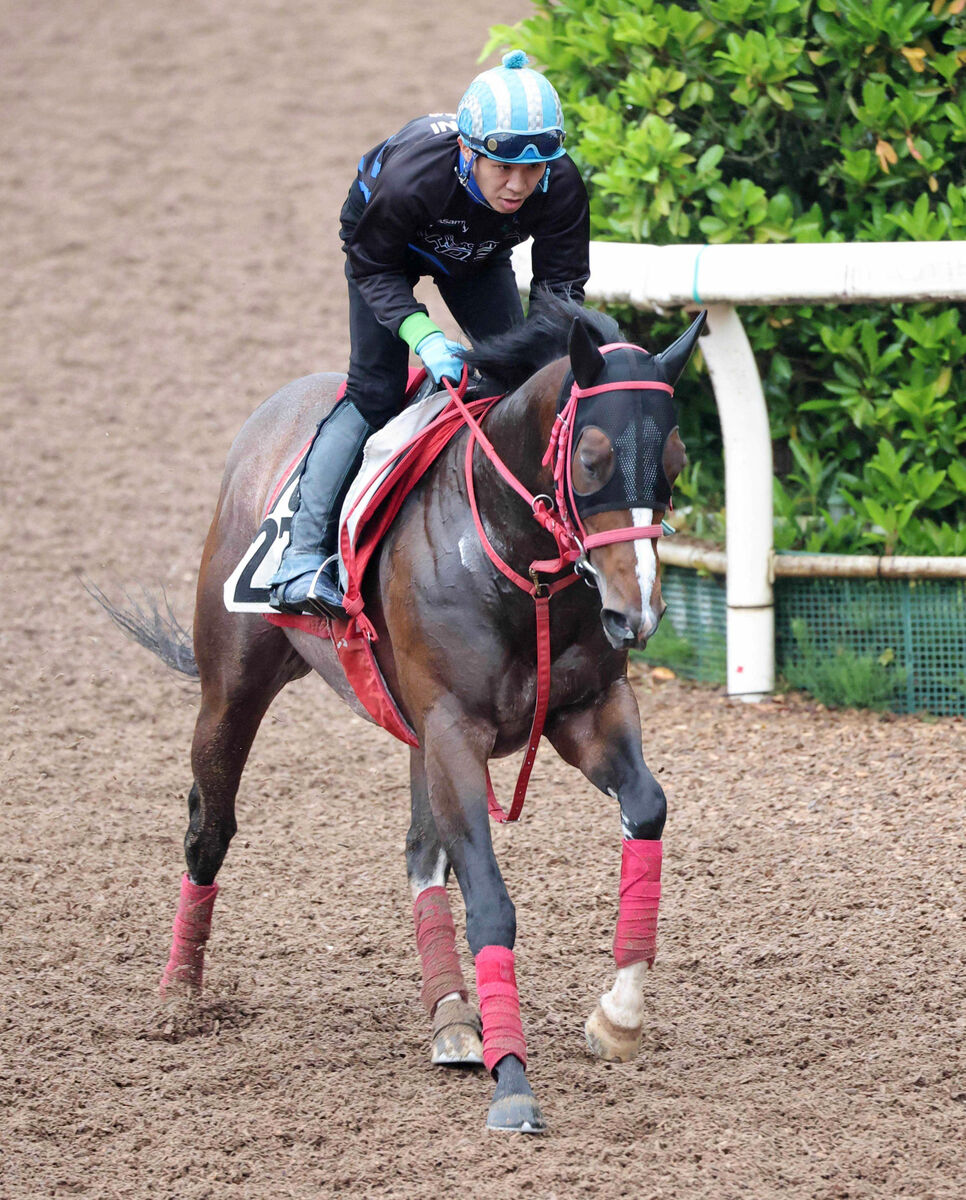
[399,312,442,352]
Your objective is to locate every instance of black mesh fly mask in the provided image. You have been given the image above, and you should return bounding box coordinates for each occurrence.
[556,343,680,531]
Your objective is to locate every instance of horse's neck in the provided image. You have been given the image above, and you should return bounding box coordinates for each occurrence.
[465,382,559,555]
[480,381,557,498]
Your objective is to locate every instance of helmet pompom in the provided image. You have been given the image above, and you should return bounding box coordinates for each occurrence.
[502,49,529,70]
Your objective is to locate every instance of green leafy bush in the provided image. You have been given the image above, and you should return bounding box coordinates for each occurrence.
[488,0,966,555]
[782,620,907,710]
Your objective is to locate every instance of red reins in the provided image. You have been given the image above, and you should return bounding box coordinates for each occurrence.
[441,351,674,823]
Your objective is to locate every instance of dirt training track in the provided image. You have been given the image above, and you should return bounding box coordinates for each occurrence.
[2,2,964,1197]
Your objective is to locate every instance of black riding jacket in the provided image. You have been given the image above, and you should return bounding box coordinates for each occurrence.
[340,114,591,335]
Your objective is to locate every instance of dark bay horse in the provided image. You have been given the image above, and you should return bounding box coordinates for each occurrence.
[98,300,706,1134]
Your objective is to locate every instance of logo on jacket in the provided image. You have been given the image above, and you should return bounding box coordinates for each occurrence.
[423,233,474,262]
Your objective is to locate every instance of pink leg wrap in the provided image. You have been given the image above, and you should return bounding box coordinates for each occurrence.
[159,873,219,997]
[474,945,527,1072]
[413,886,468,1013]
[613,838,662,969]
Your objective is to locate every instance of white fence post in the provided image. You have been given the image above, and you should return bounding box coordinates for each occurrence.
[699,305,774,700]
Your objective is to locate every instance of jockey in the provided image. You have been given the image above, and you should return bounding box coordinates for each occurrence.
[269,50,590,617]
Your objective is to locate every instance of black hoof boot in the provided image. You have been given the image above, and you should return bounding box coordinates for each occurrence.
[486,1054,546,1134]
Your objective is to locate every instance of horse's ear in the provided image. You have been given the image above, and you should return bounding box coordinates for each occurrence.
[653,310,708,386]
[568,316,606,389]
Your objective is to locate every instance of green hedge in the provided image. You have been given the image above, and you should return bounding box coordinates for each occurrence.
[488,1,966,555]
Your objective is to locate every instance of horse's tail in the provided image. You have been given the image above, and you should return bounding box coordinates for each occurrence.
[84,580,199,679]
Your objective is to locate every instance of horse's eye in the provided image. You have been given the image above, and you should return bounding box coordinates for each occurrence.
[572,426,616,496]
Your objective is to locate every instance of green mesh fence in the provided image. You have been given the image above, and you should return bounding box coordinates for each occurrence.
[775,575,966,716]
[643,566,727,684]
[643,566,966,716]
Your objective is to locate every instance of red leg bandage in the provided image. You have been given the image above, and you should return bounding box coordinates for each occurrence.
[474,945,527,1072]
[613,838,662,969]
[160,873,219,996]
[413,886,468,1013]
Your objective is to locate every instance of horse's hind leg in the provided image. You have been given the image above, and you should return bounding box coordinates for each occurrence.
[160,604,308,998]
[406,746,483,1066]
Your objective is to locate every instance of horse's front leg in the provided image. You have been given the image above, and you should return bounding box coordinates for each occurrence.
[406,745,483,1067]
[545,675,666,1063]
[422,714,546,1134]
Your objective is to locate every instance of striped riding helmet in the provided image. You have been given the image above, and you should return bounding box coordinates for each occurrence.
[457,50,565,165]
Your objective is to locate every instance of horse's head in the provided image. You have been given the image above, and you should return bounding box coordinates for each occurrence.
[564,310,706,650]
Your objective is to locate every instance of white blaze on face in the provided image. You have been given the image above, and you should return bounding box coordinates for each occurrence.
[631,507,660,638]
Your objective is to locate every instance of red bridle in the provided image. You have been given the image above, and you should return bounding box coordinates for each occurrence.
[444,344,674,584]
[440,349,674,823]
[545,354,674,559]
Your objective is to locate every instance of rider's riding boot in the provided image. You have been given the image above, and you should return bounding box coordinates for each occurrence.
[268,398,374,617]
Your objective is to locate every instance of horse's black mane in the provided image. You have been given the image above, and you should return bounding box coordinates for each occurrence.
[462,295,622,393]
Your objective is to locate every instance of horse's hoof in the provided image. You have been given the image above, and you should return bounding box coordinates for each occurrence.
[486,1054,546,1133]
[486,1094,547,1134]
[585,1003,642,1063]
[430,997,483,1067]
[431,1024,484,1066]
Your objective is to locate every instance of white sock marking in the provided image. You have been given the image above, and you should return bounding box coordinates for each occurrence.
[601,961,649,1030]
[410,847,448,899]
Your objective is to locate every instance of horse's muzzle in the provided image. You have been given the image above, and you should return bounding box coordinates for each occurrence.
[601,608,643,650]
[600,603,664,651]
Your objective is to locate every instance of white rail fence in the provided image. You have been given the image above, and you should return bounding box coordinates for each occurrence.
[513,240,966,701]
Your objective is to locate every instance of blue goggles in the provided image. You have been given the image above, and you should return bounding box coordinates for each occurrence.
[468,127,566,164]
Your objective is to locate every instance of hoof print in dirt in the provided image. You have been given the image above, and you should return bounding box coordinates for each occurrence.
[142,998,257,1044]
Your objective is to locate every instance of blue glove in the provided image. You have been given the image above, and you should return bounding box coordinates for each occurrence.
[415,331,465,385]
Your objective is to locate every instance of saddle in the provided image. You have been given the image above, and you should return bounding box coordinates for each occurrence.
[224,371,501,747]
